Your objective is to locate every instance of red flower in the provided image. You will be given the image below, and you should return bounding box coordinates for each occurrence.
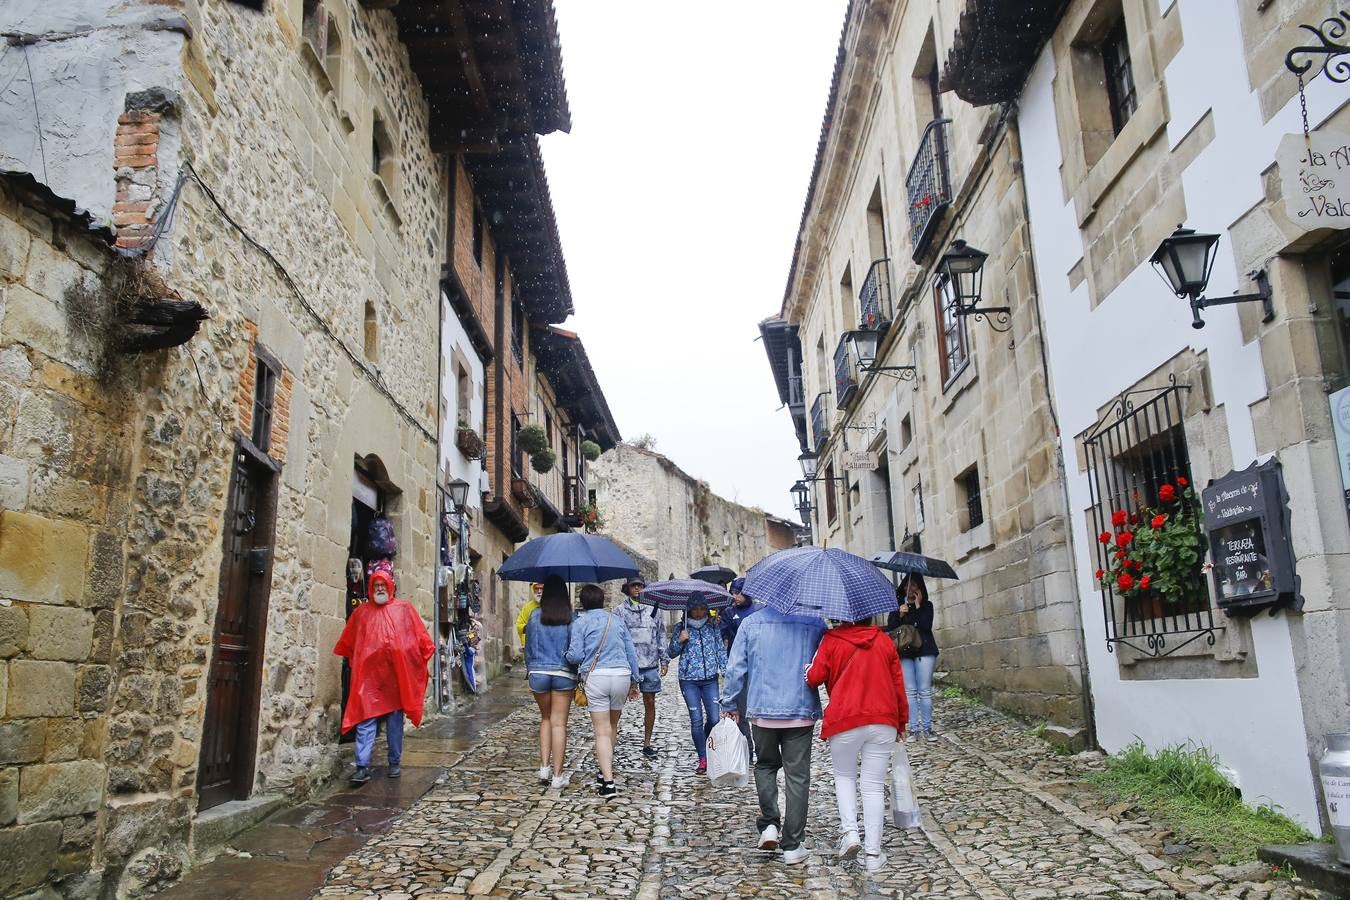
[1129,560,1143,571]
[1159,484,1177,503]
[1117,573,1135,592]
[1095,569,1105,580]
[1099,531,1113,545]
[1140,576,1152,591]
[1177,476,1188,487]
[1151,514,1167,529]
[1116,530,1134,548]
[1111,510,1128,528]
[1115,550,1127,560]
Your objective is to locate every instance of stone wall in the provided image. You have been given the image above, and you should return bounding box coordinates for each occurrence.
[589,445,787,583]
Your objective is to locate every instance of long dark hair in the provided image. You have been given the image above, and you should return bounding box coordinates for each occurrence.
[899,573,929,606]
[540,575,572,625]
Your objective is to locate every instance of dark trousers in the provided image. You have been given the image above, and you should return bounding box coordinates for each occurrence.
[751,724,814,851]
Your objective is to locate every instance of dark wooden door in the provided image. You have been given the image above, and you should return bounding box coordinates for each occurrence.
[198,448,275,811]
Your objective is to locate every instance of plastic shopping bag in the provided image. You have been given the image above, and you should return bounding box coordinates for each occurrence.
[890,741,921,829]
[706,718,750,788]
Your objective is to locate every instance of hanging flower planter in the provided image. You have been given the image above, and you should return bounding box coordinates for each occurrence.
[511,477,537,507]
[455,426,485,458]
[517,424,548,455]
[576,501,604,534]
[581,440,602,462]
[530,448,557,474]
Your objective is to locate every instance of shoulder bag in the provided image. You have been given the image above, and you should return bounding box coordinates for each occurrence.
[574,611,612,708]
[890,623,923,654]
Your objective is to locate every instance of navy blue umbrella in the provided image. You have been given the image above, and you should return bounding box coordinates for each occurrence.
[498,533,639,583]
[639,579,734,611]
[870,551,959,580]
[744,546,899,622]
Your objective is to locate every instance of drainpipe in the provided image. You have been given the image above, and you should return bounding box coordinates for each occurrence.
[1006,104,1098,747]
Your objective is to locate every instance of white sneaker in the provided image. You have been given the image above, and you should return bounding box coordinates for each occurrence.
[757,824,780,850]
[836,831,860,860]
[782,846,812,865]
[549,773,570,790]
[865,852,887,873]
[537,765,551,783]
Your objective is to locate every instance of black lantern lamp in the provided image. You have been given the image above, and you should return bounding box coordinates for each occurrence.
[447,477,471,513]
[843,330,916,381]
[790,480,813,523]
[798,450,819,481]
[1150,226,1273,329]
[939,239,1010,330]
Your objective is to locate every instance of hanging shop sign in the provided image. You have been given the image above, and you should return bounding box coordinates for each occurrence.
[1201,458,1301,615]
[1277,131,1350,231]
[842,449,879,471]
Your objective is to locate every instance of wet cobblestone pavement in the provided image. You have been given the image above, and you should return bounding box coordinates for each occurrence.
[302,675,1328,900]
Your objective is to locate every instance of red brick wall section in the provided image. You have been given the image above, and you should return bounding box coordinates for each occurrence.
[234,321,292,462]
[237,322,259,438]
[113,111,160,251]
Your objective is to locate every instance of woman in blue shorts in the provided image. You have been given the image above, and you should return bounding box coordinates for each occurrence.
[525,575,576,789]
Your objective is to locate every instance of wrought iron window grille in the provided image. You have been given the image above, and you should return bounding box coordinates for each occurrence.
[961,468,983,530]
[834,340,858,409]
[1083,378,1216,658]
[1101,18,1137,136]
[810,393,830,452]
[859,258,893,331]
[906,119,953,261]
[250,355,278,454]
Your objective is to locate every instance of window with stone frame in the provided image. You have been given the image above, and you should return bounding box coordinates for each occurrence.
[933,273,969,385]
[1100,16,1137,136]
[824,462,838,524]
[958,465,983,531]
[1084,383,1215,657]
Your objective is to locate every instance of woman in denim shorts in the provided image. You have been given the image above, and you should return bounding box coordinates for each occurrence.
[525,576,577,789]
[565,584,641,799]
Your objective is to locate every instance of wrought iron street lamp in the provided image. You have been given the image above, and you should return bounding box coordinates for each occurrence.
[447,477,471,513]
[791,480,813,523]
[798,450,819,481]
[1149,226,1273,329]
[939,239,1009,330]
[843,330,916,380]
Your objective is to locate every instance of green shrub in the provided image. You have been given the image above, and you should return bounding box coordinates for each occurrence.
[518,424,548,455]
[581,440,602,462]
[530,448,557,474]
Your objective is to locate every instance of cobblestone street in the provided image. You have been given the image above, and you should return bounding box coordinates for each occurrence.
[302,677,1317,900]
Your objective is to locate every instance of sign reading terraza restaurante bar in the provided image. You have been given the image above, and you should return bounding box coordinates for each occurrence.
[1278,131,1350,230]
[1200,459,1301,615]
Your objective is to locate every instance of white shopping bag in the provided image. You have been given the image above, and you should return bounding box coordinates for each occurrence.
[889,741,921,829]
[706,718,750,788]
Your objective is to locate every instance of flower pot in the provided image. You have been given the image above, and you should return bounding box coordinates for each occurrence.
[511,478,536,507]
[456,427,485,458]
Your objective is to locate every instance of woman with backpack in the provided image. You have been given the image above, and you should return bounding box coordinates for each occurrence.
[805,617,907,873]
[888,574,938,739]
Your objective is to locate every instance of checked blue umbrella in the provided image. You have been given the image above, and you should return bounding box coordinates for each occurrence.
[743,546,899,622]
[497,533,639,583]
[638,579,734,612]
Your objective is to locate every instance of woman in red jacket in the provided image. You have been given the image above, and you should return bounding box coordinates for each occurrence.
[805,619,908,873]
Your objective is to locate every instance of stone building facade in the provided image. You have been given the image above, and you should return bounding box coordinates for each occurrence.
[0,0,589,894]
[590,444,797,586]
[763,0,1089,730]
[999,0,1350,830]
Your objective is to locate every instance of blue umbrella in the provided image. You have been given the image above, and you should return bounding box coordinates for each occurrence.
[744,546,899,622]
[639,579,734,611]
[498,533,639,583]
[870,551,959,580]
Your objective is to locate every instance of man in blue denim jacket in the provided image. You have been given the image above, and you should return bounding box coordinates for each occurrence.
[720,606,825,863]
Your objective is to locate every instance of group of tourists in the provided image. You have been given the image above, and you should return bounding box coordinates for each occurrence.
[514,568,940,873]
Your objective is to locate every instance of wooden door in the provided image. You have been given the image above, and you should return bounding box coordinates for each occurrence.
[198,448,276,811]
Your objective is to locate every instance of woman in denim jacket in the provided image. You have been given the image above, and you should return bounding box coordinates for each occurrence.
[524,576,576,790]
[668,593,729,774]
[565,584,641,799]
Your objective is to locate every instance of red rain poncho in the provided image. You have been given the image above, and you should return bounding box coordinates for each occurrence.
[333,570,435,733]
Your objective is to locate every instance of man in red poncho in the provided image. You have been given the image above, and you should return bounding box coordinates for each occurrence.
[333,567,434,785]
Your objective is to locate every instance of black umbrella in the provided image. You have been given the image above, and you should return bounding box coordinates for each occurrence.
[870,551,959,580]
[690,565,737,586]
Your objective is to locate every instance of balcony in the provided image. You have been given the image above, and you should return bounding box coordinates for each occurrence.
[859,258,891,331]
[563,474,587,518]
[787,374,805,416]
[810,393,829,452]
[906,119,952,261]
[833,339,858,410]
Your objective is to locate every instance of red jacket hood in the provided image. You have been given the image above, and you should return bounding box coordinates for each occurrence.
[831,624,881,648]
[367,570,397,603]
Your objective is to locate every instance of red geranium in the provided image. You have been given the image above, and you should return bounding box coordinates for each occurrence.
[1117,573,1135,592]
[1159,484,1177,503]
[1111,509,1128,527]
[1115,550,1127,560]
[1099,531,1113,545]
[1095,569,1105,580]
[1177,477,1188,487]
[1140,576,1152,591]
[1116,530,1134,547]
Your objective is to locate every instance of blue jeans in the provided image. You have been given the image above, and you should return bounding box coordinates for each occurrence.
[901,655,936,732]
[355,710,404,767]
[679,678,719,760]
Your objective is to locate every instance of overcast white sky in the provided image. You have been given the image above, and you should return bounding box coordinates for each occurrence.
[540,0,848,520]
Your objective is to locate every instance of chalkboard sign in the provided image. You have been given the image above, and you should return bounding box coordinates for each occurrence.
[1201,459,1301,615]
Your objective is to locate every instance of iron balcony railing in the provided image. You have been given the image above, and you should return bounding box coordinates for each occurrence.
[564,474,586,518]
[906,118,952,261]
[833,337,857,410]
[859,258,892,331]
[787,374,805,415]
[810,393,829,452]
